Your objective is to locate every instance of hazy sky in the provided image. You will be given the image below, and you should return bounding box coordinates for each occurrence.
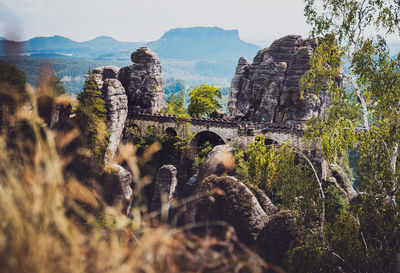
[0,0,311,42]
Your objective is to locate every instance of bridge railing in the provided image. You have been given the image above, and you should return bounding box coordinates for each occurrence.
[128,111,304,136]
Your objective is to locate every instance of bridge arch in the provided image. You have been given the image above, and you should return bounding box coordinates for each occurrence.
[165,127,177,137]
[265,137,279,146]
[187,131,226,159]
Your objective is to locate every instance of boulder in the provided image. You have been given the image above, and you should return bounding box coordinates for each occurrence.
[150,165,178,213]
[118,46,165,114]
[258,211,298,265]
[198,144,235,182]
[197,175,269,244]
[183,145,237,226]
[49,101,72,129]
[250,187,279,216]
[228,35,330,126]
[103,164,133,215]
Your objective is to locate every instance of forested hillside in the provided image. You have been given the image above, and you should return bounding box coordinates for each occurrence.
[0,27,260,95]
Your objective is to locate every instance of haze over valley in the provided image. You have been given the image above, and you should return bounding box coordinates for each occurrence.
[0,27,261,96]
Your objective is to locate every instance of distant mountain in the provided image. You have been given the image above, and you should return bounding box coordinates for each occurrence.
[148,27,260,61]
[0,35,145,58]
[0,27,262,94]
[98,27,261,86]
[26,35,77,51]
[101,27,260,61]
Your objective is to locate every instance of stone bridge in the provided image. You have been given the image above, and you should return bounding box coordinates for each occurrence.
[126,111,307,159]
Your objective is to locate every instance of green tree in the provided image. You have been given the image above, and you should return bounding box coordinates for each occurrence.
[164,90,186,115]
[243,136,321,212]
[283,1,400,271]
[188,84,222,117]
[0,61,27,126]
[193,141,213,173]
[49,73,67,96]
[76,69,109,167]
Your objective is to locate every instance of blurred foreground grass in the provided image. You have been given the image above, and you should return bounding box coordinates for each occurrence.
[0,65,271,273]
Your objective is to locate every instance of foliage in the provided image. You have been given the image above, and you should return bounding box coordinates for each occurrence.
[162,91,194,154]
[282,0,400,271]
[0,60,27,97]
[163,90,186,115]
[193,141,213,173]
[242,136,320,211]
[49,72,67,96]
[304,0,400,44]
[233,148,248,182]
[129,124,159,151]
[76,69,109,167]
[0,88,270,273]
[0,61,28,126]
[188,84,222,117]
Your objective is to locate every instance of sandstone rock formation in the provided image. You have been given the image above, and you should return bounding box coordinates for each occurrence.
[198,144,236,182]
[198,175,269,244]
[150,165,178,213]
[93,66,119,87]
[228,35,330,126]
[92,67,132,215]
[103,164,133,215]
[250,187,279,216]
[92,66,128,159]
[181,145,236,225]
[195,174,297,263]
[49,102,72,129]
[102,79,128,158]
[258,211,298,265]
[118,46,165,114]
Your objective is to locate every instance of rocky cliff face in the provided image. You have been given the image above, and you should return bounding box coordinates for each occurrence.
[118,46,165,114]
[92,66,132,215]
[92,66,128,159]
[150,165,178,213]
[159,144,298,261]
[228,35,330,126]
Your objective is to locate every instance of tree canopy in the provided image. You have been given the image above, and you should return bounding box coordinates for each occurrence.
[49,73,67,96]
[274,0,400,271]
[0,61,27,126]
[164,90,186,116]
[187,84,222,117]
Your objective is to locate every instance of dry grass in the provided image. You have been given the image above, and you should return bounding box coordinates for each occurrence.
[0,82,272,272]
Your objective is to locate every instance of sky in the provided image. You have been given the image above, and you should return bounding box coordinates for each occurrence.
[0,0,311,42]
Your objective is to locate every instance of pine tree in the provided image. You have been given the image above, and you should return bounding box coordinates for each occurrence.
[49,73,67,96]
[76,69,108,167]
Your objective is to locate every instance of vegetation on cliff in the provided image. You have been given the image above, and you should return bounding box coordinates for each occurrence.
[0,0,399,272]
[281,0,400,271]
[0,61,28,126]
[76,69,109,167]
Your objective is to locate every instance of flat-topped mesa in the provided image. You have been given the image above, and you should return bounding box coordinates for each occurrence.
[228,35,330,126]
[118,46,165,114]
